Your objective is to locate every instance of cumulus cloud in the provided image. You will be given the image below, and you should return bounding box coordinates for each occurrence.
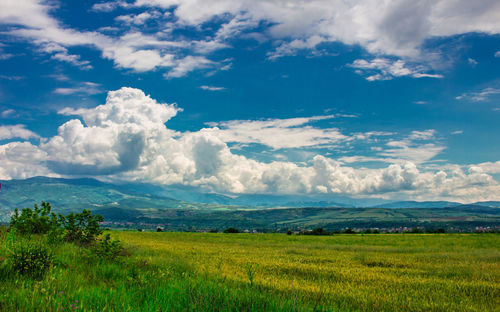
[0,142,51,180]
[0,124,39,140]
[0,87,498,201]
[495,51,500,58]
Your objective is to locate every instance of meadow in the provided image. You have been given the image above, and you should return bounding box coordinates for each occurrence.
[1,228,499,311]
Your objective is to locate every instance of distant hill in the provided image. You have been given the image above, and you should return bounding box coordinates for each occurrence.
[0,177,245,222]
[471,201,500,208]
[371,201,462,209]
[1,177,499,230]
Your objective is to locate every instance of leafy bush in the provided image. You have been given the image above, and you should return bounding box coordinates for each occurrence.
[8,242,53,278]
[223,227,240,233]
[91,234,124,261]
[10,202,60,235]
[60,210,104,244]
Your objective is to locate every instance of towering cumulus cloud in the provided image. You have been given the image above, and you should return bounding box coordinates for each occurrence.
[0,87,498,202]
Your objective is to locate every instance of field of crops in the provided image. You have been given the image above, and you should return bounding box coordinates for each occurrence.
[1,229,499,311]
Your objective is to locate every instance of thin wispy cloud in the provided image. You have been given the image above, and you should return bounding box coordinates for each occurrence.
[200,85,226,91]
[456,87,500,102]
[53,82,103,95]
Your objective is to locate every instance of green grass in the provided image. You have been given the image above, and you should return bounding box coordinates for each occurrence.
[0,227,499,311]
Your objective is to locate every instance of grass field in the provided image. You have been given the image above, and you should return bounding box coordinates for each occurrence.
[1,228,499,311]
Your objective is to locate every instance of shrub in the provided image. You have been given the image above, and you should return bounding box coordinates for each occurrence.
[91,234,124,261]
[60,210,104,244]
[10,202,60,235]
[223,227,239,233]
[9,242,53,278]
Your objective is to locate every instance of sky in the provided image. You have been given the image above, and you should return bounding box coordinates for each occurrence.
[0,0,500,202]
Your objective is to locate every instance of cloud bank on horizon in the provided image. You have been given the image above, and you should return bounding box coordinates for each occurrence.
[1,87,499,202]
[1,0,500,202]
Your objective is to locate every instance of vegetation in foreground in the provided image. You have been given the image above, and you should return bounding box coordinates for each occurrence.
[0,203,499,311]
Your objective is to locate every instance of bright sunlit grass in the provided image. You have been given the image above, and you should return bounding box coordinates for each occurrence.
[1,228,499,311]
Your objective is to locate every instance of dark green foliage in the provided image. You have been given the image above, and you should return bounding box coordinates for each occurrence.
[60,210,104,244]
[8,242,53,278]
[286,230,293,235]
[411,227,423,233]
[91,234,124,261]
[302,227,330,235]
[343,228,355,234]
[223,227,239,233]
[9,202,60,235]
[9,202,105,245]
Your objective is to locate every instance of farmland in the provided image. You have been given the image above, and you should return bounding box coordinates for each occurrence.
[1,228,499,311]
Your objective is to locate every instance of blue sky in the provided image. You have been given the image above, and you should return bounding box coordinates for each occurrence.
[1,0,500,202]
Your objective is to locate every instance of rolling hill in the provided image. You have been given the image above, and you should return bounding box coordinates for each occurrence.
[0,177,499,231]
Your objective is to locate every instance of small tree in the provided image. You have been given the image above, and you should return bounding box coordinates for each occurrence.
[223,227,239,233]
[60,210,104,244]
[10,202,60,235]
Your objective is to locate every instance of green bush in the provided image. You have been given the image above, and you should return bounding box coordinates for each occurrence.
[91,234,124,261]
[9,202,60,235]
[223,227,240,233]
[8,242,53,278]
[60,209,104,244]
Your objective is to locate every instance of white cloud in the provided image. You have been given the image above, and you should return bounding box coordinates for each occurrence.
[377,130,445,164]
[0,87,499,201]
[451,130,463,135]
[477,161,500,174]
[0,124,39,140]
[456,87,500,102]
[200,85,226,91]
[1,109,16,118]
[163,56,215,78]
[350,58,444,81]
[468,58,478,66]
[0,1,214,77]
[205,115,350,149]
[0,142,51,180]
[53,82,104,95]
[92,1,132,12]
[0,75,23,81]
[2,0,500,79]
[115,11,160,25]
[495,51,500,58]
[132,0,500,60]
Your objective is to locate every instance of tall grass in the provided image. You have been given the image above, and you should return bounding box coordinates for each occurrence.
[1,227,499,311]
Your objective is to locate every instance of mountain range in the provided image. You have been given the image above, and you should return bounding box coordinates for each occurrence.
[0,177,499,230]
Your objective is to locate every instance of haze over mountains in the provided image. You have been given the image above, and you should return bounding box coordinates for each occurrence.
[1,177,499,224]
[0,177,498,231]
